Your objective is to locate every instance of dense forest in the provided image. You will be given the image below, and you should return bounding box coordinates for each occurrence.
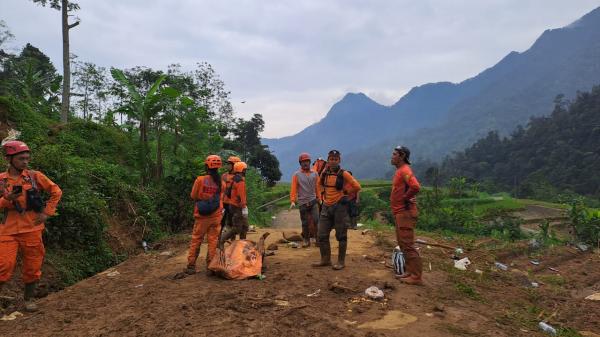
[0,22,281,284]
[439,86,600,203]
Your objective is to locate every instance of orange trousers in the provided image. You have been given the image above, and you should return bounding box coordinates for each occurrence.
[187,215,222,268]
[0,230,45,284]
[394,209,422,278]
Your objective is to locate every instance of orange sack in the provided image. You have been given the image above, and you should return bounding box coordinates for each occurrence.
[208,233,269,280]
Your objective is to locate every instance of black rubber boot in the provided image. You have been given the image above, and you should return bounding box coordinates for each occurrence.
[312,240,331,267]
[332,241,347,270]
[24,282,38,312]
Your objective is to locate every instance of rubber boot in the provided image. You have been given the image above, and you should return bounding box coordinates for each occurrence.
[302,238,310,248]
[24,282,38,312]
[312,240,331,267]
[332,241,347,270]
[184,265,196,275]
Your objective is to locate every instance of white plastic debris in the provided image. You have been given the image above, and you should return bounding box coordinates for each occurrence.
[539,322,557,336]
[307,289,321,297]
[531,282,539,288]
[576,243,590,252]
[455,248,464,255]
[585,292,600,301]
[495,262,508,271]
[106,270,120,277]
[1,311,23,321]
[454,257,471,270]
[365,286,385,300]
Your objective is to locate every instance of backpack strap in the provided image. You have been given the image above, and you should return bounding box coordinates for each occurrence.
[27,170,38,190]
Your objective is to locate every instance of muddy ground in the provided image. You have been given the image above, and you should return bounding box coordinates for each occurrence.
[1,209,599,337]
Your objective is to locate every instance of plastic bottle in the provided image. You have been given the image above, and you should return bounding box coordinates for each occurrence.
[494,262,508,271]
[538,322,557,336]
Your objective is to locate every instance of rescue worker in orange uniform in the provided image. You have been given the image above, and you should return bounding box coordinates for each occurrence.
[220,162,249,244]
[0,141,62,311]
[312,157,327,176]
[186,155,226,275]
[390,146,422,285]
[221,156,241,235]
[313,150,360,270]
[290,153,321,247]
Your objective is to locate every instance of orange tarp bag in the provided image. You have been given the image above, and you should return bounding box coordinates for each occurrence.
[209,233,269,280]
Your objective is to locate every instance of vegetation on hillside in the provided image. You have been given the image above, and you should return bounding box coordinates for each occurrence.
[0,27,282,284]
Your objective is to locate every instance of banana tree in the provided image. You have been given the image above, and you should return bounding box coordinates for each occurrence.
[110,68,179,185]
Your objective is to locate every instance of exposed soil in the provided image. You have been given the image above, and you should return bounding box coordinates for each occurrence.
[1,209,599,337]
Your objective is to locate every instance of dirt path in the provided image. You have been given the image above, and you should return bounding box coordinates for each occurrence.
[1,209,599,337]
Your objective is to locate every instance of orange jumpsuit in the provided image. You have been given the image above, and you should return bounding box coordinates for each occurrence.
[221,172,235,229]
[0,170,62,284]
[187,175,225,268]
[390,164,421,278]
[220,175,248,242]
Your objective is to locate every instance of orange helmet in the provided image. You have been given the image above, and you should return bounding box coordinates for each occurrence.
[204,155,222,169]
[233,161,247,174]
[3,140,30,156]
[298,152,311,163]
[227,156,241,164]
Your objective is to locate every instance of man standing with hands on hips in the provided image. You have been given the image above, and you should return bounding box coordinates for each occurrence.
[390,145,422,285]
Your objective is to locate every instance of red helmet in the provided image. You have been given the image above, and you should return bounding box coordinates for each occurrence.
[3,141,30,156]
[298,152,311,163]
[227,156,241,164]
[233,161,248,174]
[204,155,222,169]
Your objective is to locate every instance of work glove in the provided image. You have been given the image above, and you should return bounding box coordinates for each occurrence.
[242,207,249,217]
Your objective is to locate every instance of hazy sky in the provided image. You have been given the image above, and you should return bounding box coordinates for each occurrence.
[2,0,599,137]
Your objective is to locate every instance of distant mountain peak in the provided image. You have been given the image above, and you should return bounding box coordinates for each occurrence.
[340,92,374,103]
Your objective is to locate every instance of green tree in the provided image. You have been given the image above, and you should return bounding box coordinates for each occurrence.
[110,68,179,185]
[72,61,108,120]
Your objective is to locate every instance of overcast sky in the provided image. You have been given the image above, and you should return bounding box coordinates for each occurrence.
[2,0,599,137]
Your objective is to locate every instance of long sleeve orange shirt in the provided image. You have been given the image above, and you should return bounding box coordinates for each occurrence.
[320,169,361,206]
[390,164,421,214]
[229,175,247,208]
[190,175,226,218]
[290,169,321,204]
[221,172,235,205]
[0,169,62,236]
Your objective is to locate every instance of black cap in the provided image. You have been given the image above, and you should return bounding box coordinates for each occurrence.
[394,146,411,164]
[328,149,341,158]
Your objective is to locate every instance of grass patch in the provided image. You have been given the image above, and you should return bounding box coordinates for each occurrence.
[455,282,481,300]
[538,275,566,287]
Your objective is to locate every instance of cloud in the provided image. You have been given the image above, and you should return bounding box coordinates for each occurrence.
[1,0,598,137]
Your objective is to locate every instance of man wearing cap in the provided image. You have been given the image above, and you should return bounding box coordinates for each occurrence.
[313,150,360,270]
[290,153,321,247]
[390,146,422,285]
[0,141,62,311]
